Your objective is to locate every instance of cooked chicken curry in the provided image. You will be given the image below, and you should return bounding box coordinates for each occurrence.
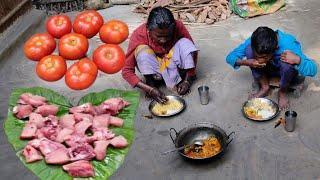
[183,136,222,159]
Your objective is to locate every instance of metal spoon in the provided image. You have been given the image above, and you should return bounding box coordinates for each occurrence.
[161,140,203,155]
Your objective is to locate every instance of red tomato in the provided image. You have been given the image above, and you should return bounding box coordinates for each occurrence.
[73,10,104,38]
[23,33,56,61]
[65,58,98,90]
[46,15,72,39]
[59,33,89,60]
[93,44,125,74]
[99,20,129,44]
[36,55,67,81]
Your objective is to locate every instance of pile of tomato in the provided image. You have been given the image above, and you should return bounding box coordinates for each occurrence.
[23,10,129,90]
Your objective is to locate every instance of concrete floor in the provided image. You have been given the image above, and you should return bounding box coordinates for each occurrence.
[1,1,320,179]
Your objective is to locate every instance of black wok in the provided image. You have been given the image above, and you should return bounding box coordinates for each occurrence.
[169,123,235,161]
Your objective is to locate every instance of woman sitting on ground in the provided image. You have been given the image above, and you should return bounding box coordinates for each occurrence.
[121,6,199,103]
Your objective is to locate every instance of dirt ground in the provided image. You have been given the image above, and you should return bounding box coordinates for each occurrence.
[1,1,320,179]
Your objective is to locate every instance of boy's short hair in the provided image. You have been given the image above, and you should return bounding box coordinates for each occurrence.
[251,26,278,55]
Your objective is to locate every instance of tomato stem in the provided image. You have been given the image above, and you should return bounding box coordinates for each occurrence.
[57,19,63,26]
[35,41,43,46]
[85,16,92,22]
[69,39,77,46]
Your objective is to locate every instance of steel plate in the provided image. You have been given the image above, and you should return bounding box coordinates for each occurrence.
[149,95,186,117]
[242,98,279,121]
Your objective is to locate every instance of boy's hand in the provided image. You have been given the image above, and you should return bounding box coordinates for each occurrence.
[281,50,301,65]
[246,59,266,68]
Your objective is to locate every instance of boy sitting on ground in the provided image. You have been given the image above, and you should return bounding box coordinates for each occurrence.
[226,26,317,110]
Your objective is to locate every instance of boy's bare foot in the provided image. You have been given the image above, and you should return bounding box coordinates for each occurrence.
[249,76,270,99]
[249,87,270,99]
[278,90,289,110]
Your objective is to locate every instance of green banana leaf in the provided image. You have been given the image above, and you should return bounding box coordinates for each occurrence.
[4,87,140,180]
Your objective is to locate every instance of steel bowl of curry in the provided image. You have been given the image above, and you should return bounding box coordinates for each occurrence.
[169,123,235,161]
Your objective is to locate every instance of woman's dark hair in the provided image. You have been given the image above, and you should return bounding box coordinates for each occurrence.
[147,6,176,31]
[251,26,278,55]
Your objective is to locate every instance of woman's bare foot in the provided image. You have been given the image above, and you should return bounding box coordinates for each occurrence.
[278,90,289,110]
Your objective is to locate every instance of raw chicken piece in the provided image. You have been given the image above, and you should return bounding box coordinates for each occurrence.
[29,113,45,128]
[73,113,93,123]
[17,98,28,105]
[56,128,74,143]
[63,160,94,178]
[35,104,59,117]
[75,119,92,135]
[39,138,65,156]
[93,103,111,116]
[94,140,110,160]
[101,98,130,115]
[68,143,95,161]
[109,116,124,127]
[59,114,75,129]
[38,122,60,141]
[92,128,115,141]
[64,134,93,147]
[20,93,47,107]
[13,105,33,119]
[44,115,59,127]
[20,122,37,139]
[104,97,130,107]
[28,138,46,149]
[92,114,124,128]
[110,135,128,148]
[35,129,45,139]
[86,135,98,143]
[92,114,110,129]
[37,115,60,141]
[22,145,43,163]
[45,147,70,165]
[39,126,60,141]
[69,103,96,115]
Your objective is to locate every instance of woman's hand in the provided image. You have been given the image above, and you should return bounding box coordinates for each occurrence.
[177,81,190,95]
[148,88,168,103]
[136,81,167,103]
